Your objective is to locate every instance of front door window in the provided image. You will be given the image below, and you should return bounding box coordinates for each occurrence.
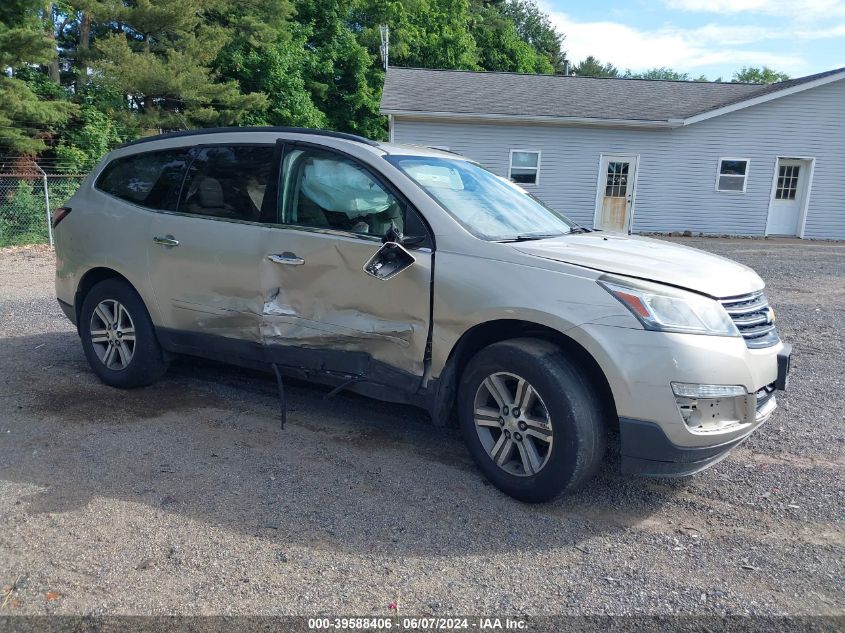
[280,148,405,237]
[775,164,800,200]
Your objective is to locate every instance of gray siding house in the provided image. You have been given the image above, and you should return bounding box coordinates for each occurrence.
[381,67,845,239]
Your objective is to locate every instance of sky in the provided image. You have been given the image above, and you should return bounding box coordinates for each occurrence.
[540,0,845,80]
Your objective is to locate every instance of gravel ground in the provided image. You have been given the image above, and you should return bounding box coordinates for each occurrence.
[0,239,842,618]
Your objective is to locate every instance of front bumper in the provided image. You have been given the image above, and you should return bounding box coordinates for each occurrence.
[620,415,758,476]
[618,343,791,477]
[572,324,788,447]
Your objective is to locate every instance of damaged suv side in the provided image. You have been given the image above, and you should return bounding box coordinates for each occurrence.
[54,128,791,502]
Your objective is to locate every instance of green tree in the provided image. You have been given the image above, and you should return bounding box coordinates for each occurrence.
[90,0,269,131]
[215,29,326,128]
[732,66,790,83]
[355,0,478,70]
[499,0,565,73]
[573,56,618,78]
[296,0,384,137]
[0,0,75,153]
[213,0,325,128]
[470,1,553,73]
[53,104,124,172]
[624,67,693,81]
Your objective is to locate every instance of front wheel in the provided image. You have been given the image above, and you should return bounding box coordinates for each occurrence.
[79,278,168,388]
[458,338,606,502]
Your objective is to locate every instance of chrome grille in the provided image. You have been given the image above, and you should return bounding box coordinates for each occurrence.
[720,291,780,349]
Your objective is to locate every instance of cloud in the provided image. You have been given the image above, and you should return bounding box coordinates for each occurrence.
[665,0,845,19]
[691,22,845,44]
[542,11,806,73]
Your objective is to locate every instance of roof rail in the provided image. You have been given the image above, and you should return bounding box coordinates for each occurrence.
[119,126,380,149]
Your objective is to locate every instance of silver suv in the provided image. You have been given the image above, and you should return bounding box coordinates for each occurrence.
[54,127,792,502]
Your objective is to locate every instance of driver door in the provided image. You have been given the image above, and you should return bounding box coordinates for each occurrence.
[257,144,433,391]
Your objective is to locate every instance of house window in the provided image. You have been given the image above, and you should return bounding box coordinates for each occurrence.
[509,150,541,185]
[716,158,749,193]
[775,164,800,200]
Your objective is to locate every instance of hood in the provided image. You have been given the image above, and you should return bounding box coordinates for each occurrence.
[514,233,763,298]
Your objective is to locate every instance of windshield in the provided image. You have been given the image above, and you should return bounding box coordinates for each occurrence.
[385,155,577,241]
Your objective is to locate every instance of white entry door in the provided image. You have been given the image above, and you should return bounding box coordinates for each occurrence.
[766,158,811,236]
[594,154,638,233]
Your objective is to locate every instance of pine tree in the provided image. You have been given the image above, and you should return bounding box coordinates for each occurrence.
[573,56,619,78]
[0,0,75,153]
[90,0,268,131]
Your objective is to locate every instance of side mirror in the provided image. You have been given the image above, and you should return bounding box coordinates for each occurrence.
[382,220,426,248]
[363,242,416,281]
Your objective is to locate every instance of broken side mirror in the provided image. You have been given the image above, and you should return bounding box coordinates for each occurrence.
[363,242,416,281]
[382,220,426,248]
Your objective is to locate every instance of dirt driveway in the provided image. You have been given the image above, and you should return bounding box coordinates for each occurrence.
[0,239,843,617]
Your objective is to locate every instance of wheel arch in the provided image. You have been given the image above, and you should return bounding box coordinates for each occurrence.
[74,267,139,331]
[429,319,618,429]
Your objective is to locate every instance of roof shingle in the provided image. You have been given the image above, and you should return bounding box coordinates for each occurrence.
[380,66,845,123]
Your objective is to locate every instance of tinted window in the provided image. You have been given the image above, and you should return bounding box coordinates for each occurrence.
[96,149,189,210]
[281,148,405,237]
[178,145,275,222]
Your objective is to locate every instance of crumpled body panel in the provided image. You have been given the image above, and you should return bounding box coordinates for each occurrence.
[258,226,431,381]
[147,212,431,389]
[147,213,265,343]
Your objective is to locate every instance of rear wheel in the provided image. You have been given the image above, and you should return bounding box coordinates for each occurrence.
[79,278,168,388]
[458,338,606,502]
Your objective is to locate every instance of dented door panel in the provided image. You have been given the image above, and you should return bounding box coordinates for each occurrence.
[147,213,264,341]
[258,226,432,382]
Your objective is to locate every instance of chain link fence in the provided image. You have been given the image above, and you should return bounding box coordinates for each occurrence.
[0,172,86,248]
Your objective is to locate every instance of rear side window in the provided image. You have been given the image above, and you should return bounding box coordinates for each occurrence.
[178,145,276,222]
[96,149,189,210]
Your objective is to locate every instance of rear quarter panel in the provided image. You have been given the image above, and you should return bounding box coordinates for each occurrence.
[55,174,161,325]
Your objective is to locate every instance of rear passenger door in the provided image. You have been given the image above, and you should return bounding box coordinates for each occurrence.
[147,144,278,348]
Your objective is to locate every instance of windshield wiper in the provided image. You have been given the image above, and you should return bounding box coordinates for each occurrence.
[496,233,563,242]
[497,227,592,242]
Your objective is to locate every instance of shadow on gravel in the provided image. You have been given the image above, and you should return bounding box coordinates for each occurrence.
[1,331,682,556]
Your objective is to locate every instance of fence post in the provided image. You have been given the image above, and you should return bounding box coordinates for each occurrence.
[34,162,53,246]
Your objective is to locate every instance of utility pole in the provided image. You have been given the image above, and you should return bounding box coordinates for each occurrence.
[379,24,389,71]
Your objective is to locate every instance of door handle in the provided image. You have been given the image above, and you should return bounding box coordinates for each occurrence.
[153,235,179,247]
[267,252,305,266]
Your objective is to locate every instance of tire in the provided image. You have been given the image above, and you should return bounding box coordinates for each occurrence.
[458,338,606,502]
[79,278,168,388]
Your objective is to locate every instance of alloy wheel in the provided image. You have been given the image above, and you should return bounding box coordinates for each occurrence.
[473,371,554,477]
[89,299,136,371]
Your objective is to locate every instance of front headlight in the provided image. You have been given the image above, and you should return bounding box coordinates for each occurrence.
[599,276,740,336]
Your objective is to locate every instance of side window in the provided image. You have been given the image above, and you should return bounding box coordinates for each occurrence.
[96,149,189,210]
[716,158,749,193]
[280,148,405,237]
[178,145,275,222]
[509,150,541,185]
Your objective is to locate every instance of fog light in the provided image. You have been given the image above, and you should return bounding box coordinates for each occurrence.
[671,383,746,398]
[671,383,750,432]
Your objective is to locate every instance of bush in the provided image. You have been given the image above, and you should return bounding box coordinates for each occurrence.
[0,178,83,247]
